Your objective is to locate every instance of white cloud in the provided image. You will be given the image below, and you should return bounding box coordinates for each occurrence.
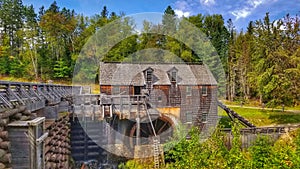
[174,9,191,17]
[231,8,251,20]
[200,0,215,6]
[173,1,194,18]
[174,1,190,11]
[248,0,263,8]
[231,0,269,21]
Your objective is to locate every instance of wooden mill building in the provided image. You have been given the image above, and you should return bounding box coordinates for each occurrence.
[99,62,218,132]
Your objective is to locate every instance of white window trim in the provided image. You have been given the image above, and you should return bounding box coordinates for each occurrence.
[186,111,193,124]
[202,86,208,96]
[186,86,192,96]
[171,71,177,82]
[202,112,208,123]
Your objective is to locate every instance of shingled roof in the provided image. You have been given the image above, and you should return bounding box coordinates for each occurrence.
[99,62,217,86]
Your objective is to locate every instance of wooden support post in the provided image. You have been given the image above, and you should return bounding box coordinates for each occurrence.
[136,96,140,146]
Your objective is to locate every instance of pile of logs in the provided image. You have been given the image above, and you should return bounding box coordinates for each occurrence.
[0,106,35,169]
[0,127,10,169]
[45,115,71,169]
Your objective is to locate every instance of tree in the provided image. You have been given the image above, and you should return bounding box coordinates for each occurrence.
[0,0,24,56]
[53,58,70,78]
[21,4,40,79]
[0,34,11,75]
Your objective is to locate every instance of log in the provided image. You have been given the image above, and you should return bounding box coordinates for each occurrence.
[0,142,10,150]
[61,155,66,161]
[61,148,67,154]
[0,163,5,169]
[0,153,11,163]
[60,142,66,148]
[54,141,62,147]
[45,153,52,161]
[0,149,5,158]
[46,162,56,169]
[45,138,51,145]
[0,119,9,127]
[47,131,54,137]
[50,147,56,153]
[0,132,7,140]
[53,135,60,140]
[22,110,31,115]
[55,154,62,162]
[45,162,52,169]
[30,113,37,119]
[50,154,56,162]
[0,106,26,119]
[55,147,62,154]
[44,145,51,153]
[49,139,57,146]
[20,115,30,121]
[53,127,59,132]
[12,113,22,120]
[59,136,67,142]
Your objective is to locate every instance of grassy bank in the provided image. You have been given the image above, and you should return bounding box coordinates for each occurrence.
[219,106,300,127]
[221,99,300,111]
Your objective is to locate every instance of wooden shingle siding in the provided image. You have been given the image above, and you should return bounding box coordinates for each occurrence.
[101,85,132,95]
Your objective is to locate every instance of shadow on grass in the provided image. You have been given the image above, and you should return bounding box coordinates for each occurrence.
[268,114,300,124]
[218,116,232,128]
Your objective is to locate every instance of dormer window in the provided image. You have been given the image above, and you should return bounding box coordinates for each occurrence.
[171,71,177,82]
[168,67,178,83]
[146,69,153,82]
[144,67,154,90]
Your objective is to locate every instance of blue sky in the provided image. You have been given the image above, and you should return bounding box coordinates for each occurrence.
[23,0,300,31]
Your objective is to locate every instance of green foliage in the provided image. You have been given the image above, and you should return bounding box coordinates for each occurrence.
[9,58,25,77]
[120,122,300,169]
[226,121,247,168]
[248,135,274,168]
[53,58,70,78]
[0,56,10,75]
[118,160,154,169]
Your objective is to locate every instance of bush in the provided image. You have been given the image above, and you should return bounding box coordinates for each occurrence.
[120,127,300,169]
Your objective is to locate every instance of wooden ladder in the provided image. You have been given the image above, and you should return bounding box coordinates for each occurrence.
[153,137,160,169]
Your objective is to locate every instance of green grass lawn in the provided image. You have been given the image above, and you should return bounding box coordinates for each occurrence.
[218,106,300,127]
[220,99,300,111]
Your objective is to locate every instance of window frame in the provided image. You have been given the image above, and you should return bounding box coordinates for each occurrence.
[201,86,208,96]
[157,95,162,102]
[186,111,193,124]
[112,86,120,95]
[171,71,177,82]
[146,69,153,82]
[186,86,192,96]
[201,112,208,123]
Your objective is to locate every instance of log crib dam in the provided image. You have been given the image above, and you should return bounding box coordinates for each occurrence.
[1,80,293,169]
[0,81,78,169]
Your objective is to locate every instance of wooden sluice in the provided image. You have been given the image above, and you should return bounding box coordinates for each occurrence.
[221,125,300,149]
